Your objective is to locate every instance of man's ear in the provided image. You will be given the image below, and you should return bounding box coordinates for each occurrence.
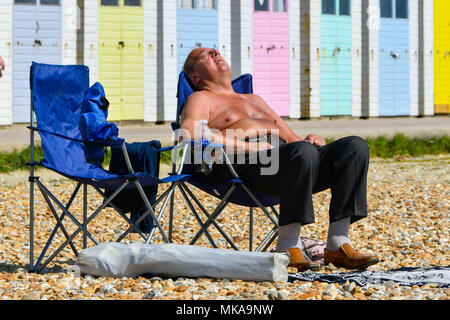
[190,74,202,89]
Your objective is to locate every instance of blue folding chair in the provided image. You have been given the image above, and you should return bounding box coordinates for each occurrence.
[167,71,281,252]
[27,62,188,273]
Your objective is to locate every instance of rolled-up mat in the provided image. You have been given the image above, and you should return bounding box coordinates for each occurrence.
[75,242,290,282]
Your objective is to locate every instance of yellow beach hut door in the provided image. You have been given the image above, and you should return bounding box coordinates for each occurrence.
[434,0,450,114]
[98,0,144,121]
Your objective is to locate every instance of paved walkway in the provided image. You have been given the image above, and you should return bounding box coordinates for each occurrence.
[0,116,448,150]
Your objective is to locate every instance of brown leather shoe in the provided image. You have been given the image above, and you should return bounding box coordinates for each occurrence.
[286,248,321,272]
[324,243,380,270]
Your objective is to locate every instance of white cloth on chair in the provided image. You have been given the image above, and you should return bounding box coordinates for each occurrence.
[75,242,290,282]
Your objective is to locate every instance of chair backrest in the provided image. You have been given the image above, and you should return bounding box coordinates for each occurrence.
[30,62,116,180]
[174,71,253,128]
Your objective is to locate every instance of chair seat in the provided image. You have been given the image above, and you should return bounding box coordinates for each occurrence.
[39,162,190,190]
[186,174,280,207]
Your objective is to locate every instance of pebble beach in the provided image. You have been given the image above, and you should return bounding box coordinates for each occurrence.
[0,155,448,300]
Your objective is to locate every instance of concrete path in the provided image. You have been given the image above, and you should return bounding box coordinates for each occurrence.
[0,116,448,150]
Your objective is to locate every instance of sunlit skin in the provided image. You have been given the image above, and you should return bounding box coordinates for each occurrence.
[180,48,326,154]
[0,55,5,78]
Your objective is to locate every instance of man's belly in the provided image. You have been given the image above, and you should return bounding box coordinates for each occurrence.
[221,118,282,140]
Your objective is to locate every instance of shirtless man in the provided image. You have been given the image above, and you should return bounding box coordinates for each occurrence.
[180,47,380,271]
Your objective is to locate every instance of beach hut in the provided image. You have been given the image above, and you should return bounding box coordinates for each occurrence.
[97,0,144,121]
[155,0,229,122]
[1,0,78,125]
[252,0,290,116]
[433,0,450,114]
[378,0,410,116]
[320,0,352,116]
[83,1,158,122]
[177,0,219,73]
[0,1,13,125]
[12,0,64,123]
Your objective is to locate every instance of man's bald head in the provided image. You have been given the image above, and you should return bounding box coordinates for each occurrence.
[183,48,203,77]
[182,48,232,90]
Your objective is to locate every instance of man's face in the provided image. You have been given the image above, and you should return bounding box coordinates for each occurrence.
[189,48,231,85]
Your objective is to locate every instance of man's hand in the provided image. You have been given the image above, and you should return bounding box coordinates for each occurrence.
[304,133,326,147]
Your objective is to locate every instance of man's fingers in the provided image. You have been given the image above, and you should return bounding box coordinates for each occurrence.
[316,138,326,147]
[305,134,326,147]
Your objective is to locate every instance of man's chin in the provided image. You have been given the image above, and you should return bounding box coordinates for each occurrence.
[218,64,231,74]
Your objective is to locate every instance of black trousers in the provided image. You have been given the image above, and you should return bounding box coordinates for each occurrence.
[207,136,370,226]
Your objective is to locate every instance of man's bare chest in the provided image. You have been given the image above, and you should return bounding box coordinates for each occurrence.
[208,94,272,130]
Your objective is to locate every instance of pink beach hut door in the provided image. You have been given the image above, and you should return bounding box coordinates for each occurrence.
[253,0,289,116]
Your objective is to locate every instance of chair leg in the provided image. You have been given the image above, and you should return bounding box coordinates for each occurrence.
[169,187,175,243]
[36,181,80,255]
[256,226,278,252]
[133,180,170,243]
[180,183,238,250]
[28,99,35,272]
[177,184,218,248]
[33,182,82,269]
[83,184,87,249]
[240,185,280,252]
[146,184,176,244]
[180,183,233,240]
[249,207,253,252]
[241,184,279,227]
[96,184,174,244]
[121,185,174,244]
[188,186,238,249]
[270,205,280,219]
[35,180,130,273]
[36,180,98,245]
[29,176,35,272]
[94,187,151,242]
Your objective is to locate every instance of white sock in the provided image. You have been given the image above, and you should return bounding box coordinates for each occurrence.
[275,222,302,253]
[326,217,351,251]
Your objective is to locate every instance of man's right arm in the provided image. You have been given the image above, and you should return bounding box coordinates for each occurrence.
[179,92,210,138]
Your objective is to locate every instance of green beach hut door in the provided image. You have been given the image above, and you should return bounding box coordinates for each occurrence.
[320,0,352,116]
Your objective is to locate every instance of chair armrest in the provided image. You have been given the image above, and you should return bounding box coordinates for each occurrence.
[27,126,125,146]
[170,140,240,179]
[161,140,224,151]
[90,138,125,146]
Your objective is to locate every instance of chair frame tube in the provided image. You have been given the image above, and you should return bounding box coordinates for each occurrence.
[83,183,88,249]
[29,96,35,271]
